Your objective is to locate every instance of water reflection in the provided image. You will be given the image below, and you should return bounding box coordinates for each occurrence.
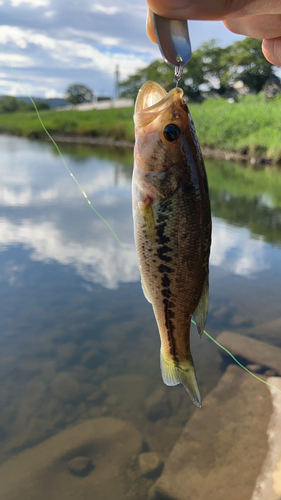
[0,136,138,289]
[210,218,269,276]
[0,136,281,499]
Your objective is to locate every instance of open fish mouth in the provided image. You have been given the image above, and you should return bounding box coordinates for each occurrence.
[134,81,184,128]
[135,81,184,112]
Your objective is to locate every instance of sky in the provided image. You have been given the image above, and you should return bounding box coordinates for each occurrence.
[0,0,245,99]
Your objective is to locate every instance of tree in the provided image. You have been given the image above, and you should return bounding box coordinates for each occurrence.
[223,38,275,93]
[118,38,278,102]
[0,96,18,113]
[118,59,203,101]
[23,100,51,112]
[118,41,230,101]
[33,100,50,110]
[118,60,174,101]
[65,84,94,105]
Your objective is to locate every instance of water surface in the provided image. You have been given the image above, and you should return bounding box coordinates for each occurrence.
[0,135,281,499]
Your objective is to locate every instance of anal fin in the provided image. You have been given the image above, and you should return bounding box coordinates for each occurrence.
[193,275,209,338]
[141,279,152,303]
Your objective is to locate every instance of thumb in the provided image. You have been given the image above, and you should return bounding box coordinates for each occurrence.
[146,8,157,44]
[146,0,281,21]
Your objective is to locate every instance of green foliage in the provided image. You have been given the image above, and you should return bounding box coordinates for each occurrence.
[0,96,18,113]
[223,38,274,92]
[0,97,50,114]
[187,94,281,162]
[119,60,175,100]
[206,158,281,244]
[0,106,135,142]
[119,38,277,100]
[0,95,280,163]
[31,101,50,111]
[186,40,232,94]
[65,84,94,105]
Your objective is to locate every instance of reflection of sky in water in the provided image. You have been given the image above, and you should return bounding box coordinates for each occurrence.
[0,136,138,289]
[0,136,279,291]
[210,217,269,277]
[1,135,281,494]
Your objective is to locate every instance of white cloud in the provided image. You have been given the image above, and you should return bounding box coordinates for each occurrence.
[10,0,49,6]
[44,9,55,17]
[0,80,29,96]
[68,28,120,47]
[0,53,34,67]
[91,4,120,15]
[0,26,150,79]
[44,88,61,98]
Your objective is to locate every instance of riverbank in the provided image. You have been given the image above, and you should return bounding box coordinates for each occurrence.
[0,94,280,165]
[46,134,270,166]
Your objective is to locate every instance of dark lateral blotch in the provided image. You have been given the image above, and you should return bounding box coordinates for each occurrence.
[158,264,173,274]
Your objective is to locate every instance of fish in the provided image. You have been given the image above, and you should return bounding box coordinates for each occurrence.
[132,81,211,407]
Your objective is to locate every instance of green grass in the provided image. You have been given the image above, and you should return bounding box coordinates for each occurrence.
[188,94,281,163]
[0,106,135,142]
[0,93,280,162]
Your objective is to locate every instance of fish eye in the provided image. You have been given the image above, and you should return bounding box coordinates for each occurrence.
[163,124,181,142]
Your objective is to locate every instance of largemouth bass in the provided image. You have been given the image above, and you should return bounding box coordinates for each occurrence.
[132,81,211,407]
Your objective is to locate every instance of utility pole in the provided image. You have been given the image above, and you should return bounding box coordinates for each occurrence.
[115,64,120,100]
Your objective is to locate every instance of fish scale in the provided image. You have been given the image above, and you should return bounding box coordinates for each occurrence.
[133,81,211,406]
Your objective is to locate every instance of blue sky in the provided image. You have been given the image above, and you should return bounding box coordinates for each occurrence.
[0,0,245,99]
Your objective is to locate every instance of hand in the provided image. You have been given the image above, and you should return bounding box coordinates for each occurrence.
[146,0,281,66]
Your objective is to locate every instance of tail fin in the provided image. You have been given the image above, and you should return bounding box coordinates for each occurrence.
[160,350,202,407]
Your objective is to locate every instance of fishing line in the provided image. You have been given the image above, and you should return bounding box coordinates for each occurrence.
[0,42,138,268]
[2,43,281,396]
[191,319,281,394]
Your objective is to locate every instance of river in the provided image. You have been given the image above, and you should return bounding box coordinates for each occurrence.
[0,135,280,499]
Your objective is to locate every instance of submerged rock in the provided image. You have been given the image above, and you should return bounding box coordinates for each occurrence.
[51,372,82,401]
[103,374,150,413]
[149,365,272,500]
[247,317,281,343]
[251,378,281,500]
[216,331,281,375]
[12,379,47,436]
[87,388,107,404]
[67,456,93,476]
[145,388,172,422]
[139,452,163,478]
[229,314,251,327]
[56,343,77,367]
[0,418,142,500]
[246,364,263,373]
[264,369,278,377]
[81,349,103,369]
[6,417,53,453]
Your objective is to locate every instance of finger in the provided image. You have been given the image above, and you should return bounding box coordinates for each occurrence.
[146,7,157,44]
[224,14,281,39]
[146,0,281,21]
[262,37,281,66]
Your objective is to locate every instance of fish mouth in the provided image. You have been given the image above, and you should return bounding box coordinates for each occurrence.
[134,81,184,127]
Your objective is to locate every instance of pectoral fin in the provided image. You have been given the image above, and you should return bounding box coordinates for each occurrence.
[141,279,152,303]
[140,203,155,243]
[193,275,209,338]
[160,351,201,407]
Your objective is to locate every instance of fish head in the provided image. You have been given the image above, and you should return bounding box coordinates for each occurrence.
[134,81,191,175]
